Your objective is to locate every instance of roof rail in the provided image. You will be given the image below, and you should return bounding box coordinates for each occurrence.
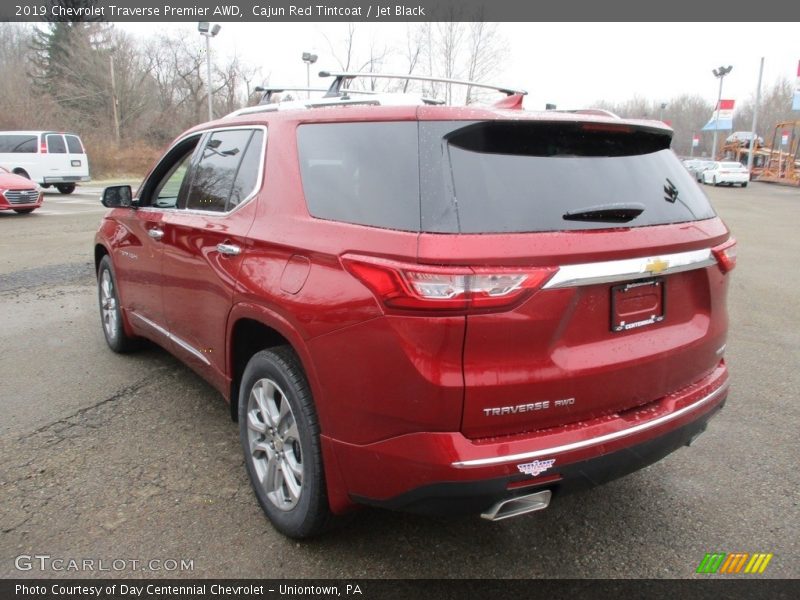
[319,71,527,99]
[253,86,383,105]
[254,86,328,104]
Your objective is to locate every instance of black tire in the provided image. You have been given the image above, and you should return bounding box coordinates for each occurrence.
[239,347,331,538]
[713,177,719,186]
[41,184,51,189]
[13,208,35,214]
[13,169,30,179]
[97,255,140,353]
[741,182,748,188]
[56,183,76,194]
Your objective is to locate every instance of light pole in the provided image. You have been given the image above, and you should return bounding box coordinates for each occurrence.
[302,52,317,98]
[198,21,221,121]
[659,102,667,122]
[711,65,733,160]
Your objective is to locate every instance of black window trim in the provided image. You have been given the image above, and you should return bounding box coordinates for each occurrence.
[137,125,267,218]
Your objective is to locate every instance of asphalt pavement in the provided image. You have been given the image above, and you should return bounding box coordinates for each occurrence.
[0,183,798,578]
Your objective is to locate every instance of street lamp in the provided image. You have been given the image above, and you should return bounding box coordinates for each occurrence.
[198,21,221,121]
[711,65,733,159]
[302,52,318,98]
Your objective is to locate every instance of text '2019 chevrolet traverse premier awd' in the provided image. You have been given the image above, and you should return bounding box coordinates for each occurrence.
[95,81,735,538]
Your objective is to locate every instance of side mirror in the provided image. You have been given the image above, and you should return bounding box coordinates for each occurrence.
[101,185,133,208]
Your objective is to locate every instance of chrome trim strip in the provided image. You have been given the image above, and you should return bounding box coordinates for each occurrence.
[131,312,211,366]
[543,248,716,289]
[452,382,729,468]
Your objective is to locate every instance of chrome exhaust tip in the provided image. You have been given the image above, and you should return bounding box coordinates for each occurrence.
[481,489,552,521]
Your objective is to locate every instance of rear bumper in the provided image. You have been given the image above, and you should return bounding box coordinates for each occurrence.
[326,363,728,515]
[42,176,90,184]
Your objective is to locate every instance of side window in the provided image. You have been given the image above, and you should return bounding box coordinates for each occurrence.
[227,130,263,210]
[46,134,66,153]
[65,135,83,154]
[138,135,201,209]
[0,135,37,153]
[184,129,260,213]
[152,150,194,208]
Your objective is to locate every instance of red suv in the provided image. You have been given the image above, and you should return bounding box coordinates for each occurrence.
[95,79,734,538]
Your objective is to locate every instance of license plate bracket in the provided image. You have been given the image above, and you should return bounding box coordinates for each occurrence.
[610,278,665,332]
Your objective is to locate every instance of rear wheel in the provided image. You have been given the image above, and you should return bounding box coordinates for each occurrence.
[713,176,719,186]
[13,208,35,214]
[56,183,76,194]
[97,255,139,353]
[13,169,30,179]
[239,347,331,538]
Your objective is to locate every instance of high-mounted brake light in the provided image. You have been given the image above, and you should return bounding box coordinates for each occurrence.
[712,238,737,274]
[342,254,556,313]
[40,139,47,154]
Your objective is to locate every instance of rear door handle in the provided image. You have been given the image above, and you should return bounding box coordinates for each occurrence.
[147,228,164,240]
[217,243,241,256]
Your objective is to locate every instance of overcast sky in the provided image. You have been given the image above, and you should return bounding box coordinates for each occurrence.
[121,22,800,111]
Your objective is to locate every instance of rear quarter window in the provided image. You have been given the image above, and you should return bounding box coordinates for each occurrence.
[297,122,420,231]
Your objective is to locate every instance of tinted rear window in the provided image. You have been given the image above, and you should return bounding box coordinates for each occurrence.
[46,135,66,153]
[0,135,37,153]
[296,120,715,233]
[65,135,83,153]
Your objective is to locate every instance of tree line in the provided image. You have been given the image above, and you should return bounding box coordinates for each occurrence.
[0,21,797,177]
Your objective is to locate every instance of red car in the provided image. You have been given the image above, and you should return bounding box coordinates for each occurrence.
[94,79,735,538]
[0,166,43,214]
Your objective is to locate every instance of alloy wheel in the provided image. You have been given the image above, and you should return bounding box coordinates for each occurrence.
[246,378,304,510]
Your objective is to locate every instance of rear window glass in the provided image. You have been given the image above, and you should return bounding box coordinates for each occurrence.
[46,135,66,154]
[0,135,37,153]
[296,120,715,233]
[297,122,420,231]
[65,135,83,153]
[420,121,716,233]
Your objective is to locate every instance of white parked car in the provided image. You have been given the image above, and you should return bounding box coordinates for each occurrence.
[702,161,749,187]
[0,131,90,194]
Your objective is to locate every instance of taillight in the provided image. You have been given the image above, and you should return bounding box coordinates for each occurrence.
[712,238,737,273]
[342,254,556,313]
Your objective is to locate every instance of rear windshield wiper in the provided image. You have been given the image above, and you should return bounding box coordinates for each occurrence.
[563,203,645,223]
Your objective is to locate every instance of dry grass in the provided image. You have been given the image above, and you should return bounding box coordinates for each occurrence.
[83,137,164,180]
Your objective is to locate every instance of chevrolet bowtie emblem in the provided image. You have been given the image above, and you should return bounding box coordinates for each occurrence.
[645,258,669,274]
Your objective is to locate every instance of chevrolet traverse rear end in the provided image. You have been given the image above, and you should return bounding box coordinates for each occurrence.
[95,82,733,538]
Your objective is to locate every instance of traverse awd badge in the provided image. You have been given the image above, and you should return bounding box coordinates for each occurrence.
[517,458,556,477]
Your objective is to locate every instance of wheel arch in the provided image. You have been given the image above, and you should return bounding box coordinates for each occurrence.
[226,303,320,424]
[94,243,110,273]
[227,303,353,515]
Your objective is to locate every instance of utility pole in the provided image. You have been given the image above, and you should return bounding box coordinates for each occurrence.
[747,57,764,174]
[109,54,120,144]
[198,22,221,121]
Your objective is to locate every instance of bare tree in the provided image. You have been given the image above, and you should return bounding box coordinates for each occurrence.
[464,22,507,104]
